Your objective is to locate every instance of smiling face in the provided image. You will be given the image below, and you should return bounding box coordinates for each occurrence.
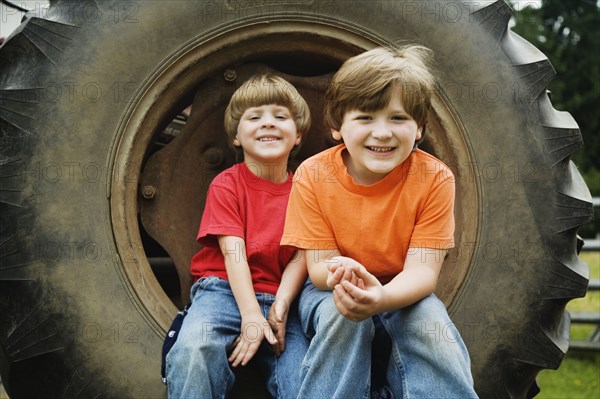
[234,104,301,169]
[332,85,422,185]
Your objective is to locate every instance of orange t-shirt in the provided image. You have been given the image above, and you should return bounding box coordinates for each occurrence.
[281,144,455,283]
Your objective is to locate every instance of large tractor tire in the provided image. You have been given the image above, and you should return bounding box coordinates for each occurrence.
[0,1,593,397]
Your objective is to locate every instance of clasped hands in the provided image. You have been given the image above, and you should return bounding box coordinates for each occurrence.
[327,256,385,322]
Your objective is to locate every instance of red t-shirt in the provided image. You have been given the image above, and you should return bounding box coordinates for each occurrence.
[190,162,296,295]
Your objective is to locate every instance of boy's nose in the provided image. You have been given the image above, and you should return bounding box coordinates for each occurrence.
[262,115,276,128]
[371,122,393,139]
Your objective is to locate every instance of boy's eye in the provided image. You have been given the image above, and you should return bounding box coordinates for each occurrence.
[355,115,372,120]
[391,115,407,121]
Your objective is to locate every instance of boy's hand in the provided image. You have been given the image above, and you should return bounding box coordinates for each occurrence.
[327,256,365,290]
[332,263,384,322]
[267,298,289,356]
[229,312,277,367]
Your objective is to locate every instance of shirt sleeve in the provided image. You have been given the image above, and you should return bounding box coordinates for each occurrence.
[197,182,245,247]
[409,171,456,250]
[281,162,336,250]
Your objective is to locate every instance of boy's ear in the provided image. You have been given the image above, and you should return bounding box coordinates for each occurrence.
[416,128,423,140]
[417,124,427,141]
[331,128,342,141]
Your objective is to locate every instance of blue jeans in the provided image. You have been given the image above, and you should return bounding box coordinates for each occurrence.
[165,277,308,399]
[298,280,478,399]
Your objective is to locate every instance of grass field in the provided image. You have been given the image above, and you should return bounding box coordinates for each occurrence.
[536,251,600,399]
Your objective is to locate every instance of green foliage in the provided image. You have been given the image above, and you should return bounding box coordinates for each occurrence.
[510,0,600,195]
[577,166,599,237]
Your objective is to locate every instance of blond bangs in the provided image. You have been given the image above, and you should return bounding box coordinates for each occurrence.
[224,74,311,140]
[324,46,436,131]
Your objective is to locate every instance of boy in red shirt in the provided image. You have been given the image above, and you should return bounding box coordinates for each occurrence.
[166,74,310,398]
[282,46,478,398]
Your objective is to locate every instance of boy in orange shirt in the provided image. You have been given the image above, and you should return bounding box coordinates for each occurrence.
[282,46,478,398]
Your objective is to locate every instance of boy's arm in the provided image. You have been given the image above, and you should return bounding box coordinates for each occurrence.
[268,251,308,355]
[381,247,445,308]
[304,248,342,290]
[218,235,276,366]
[276,250,308,307]
[332,247,446,321]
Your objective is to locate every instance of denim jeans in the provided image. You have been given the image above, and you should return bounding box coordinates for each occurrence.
[298,280,478,399]
[165,276,308,399]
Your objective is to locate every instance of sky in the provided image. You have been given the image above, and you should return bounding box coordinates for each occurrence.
[511,0,542,9]
[1,0,49,38]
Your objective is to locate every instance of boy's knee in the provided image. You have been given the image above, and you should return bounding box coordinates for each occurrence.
[403,294,449,323]
[316,300,373,341]
[168,335,228,381]
[317,297,349,326]
[173,325,223,359]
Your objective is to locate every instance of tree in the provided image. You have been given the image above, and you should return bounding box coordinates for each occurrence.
[511,0,600,181]
[510,0,600,237]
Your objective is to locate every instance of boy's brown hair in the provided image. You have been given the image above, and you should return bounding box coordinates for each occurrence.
[224,74,311,145]
[324,45,436,144]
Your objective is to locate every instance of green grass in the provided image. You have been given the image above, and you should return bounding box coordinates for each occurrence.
[536,354,600,398]
[536,251,600,399]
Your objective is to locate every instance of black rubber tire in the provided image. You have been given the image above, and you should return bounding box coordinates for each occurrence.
[0,1,593,398]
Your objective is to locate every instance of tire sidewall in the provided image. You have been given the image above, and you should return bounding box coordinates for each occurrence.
[0,1,580,397]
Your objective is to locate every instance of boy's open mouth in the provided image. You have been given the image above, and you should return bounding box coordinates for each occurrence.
[258,137,280,142]
[366,146,395,153]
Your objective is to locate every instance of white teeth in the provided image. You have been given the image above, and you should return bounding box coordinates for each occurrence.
[368,147,394,153]
[259,137,279,141]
